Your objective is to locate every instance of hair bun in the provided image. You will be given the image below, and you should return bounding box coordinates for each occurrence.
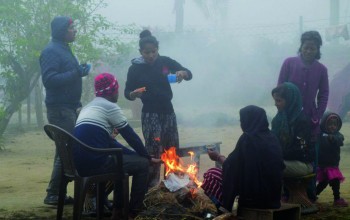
[140,29,152,39]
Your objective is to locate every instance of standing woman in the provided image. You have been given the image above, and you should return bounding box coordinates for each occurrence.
[277,31,329,200]
[124,30,192,188]
[278,30,329,142]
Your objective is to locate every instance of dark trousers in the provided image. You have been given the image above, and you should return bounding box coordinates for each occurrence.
[307,141,318,201]
[46,106,78,196]
[82,154,149,212]
[316,179,341,200]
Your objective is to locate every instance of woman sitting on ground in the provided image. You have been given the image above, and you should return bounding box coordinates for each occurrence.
[201,105,285,213]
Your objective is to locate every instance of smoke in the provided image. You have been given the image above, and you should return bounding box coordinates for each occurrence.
[97,0,350,127]
[158,31,293,127]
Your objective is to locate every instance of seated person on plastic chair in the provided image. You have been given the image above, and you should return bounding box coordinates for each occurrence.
[73,72,161,219]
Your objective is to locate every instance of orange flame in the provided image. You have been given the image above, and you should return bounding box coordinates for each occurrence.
[161,147,202,188]
[188,151,194,160]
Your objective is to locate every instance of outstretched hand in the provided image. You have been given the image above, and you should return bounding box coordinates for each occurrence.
[150,158,163,164]
[111,128,119,139]
[207,149,220,161]
[130,87,146,99]
[175,70,189,83]
[79,63,91,77]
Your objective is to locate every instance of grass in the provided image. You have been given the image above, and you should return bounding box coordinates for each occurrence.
[1,123,350,219]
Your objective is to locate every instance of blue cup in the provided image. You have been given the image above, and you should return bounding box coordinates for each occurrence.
[167,74,177,83]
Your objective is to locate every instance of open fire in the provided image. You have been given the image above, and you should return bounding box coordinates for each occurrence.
[161,147,202,189]
[136,146,217,219]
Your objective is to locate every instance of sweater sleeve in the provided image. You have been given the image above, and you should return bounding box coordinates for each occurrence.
[124,62,173,102]
[332,132,344,147]
[277,59,289,85]
[118,124,151,159]
[139,85,172,102]
[316,68,329,120]
[110,138,138,155]
[166,57,193,80]
[124,66,137,101]
[40,49,80,89]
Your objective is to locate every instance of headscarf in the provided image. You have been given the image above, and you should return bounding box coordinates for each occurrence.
[271,82,303,149]
[51,16,73,41]
[94,73,119,97]
[240,105,269,135]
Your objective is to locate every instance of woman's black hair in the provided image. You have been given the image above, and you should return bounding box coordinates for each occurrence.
[139,29,159,50]
[298,30,322,60]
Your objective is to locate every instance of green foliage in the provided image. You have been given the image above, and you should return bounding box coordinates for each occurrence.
[0,0,138,136]
[0,104,5,120]
[0,106,4,149]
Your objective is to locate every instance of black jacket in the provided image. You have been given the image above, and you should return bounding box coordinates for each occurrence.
[283,113,314,163]
[124,56,192,113]
[318,112,344,167]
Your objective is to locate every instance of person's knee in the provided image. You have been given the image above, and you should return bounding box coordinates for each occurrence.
[128,156,150,174]
[139,157,150,172]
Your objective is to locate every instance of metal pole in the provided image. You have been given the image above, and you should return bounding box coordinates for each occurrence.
[330,0,340,26]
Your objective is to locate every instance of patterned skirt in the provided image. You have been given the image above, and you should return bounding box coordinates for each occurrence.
[141,112,179,188]
[201,167,223,202]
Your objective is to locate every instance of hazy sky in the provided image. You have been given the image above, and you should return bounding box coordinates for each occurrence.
[97,0,350,123]
[99,0,350,29]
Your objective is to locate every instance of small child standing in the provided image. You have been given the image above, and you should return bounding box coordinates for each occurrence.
[316,112,348,207]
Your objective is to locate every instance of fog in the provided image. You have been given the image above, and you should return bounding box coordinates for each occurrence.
[97,0,350,126]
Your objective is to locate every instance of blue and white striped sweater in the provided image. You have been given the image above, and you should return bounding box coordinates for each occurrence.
[73,97,150,173]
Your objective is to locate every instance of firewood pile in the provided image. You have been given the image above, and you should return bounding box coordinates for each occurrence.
[135,182,217,220]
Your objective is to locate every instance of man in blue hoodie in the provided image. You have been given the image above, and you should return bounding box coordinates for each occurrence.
[40,16,91,205]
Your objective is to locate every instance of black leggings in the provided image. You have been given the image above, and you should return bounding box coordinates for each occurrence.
[316,178,340,200]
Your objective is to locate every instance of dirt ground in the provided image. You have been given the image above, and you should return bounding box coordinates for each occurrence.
[1,123,350,220]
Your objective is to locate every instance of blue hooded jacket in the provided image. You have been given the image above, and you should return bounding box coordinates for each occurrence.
[40,16,82,109]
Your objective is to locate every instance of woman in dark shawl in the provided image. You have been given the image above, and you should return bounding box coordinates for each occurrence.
[202,105,285,212]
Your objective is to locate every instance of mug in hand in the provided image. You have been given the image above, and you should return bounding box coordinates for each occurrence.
[167,74,177,83]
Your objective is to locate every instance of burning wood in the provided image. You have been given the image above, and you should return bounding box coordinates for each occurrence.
[161,147,202,189]
[135,147,217,219]
[138,183,217,220]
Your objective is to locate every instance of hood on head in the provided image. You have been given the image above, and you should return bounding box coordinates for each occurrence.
[239,105,269,135]
[320,111,342,133]
[51,16,73,41]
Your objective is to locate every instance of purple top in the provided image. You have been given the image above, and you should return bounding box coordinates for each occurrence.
[278,56,329,136]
